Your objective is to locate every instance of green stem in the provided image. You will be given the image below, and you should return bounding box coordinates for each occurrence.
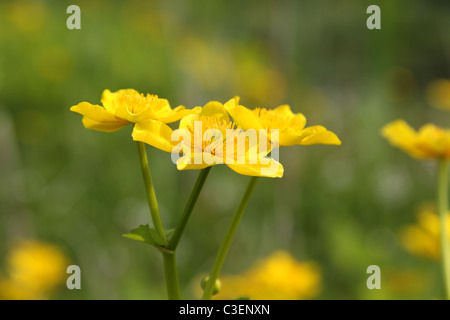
[438,159,450,299]
[201,176,259,300]
[136,141,181,300]
[162,251,180,300]
[136,141,166,239]
[168,167,212,251]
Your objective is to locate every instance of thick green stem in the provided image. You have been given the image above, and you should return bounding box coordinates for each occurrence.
[168,167,212,251]
[136,141,181,300]
[162,251,181,300]
[201,176,259,300]
[438,159,450,299]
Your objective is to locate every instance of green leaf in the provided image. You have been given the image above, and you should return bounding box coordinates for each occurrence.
[123,224,168,247]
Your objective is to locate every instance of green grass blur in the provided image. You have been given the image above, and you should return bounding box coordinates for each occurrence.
[1,0,449,299]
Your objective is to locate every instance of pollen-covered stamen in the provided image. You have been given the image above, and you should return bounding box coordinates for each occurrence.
[186,116,237,154]
[253,108,304,131]
[145,94,171,114]
[113,93,165,115]
[112,93,148,115]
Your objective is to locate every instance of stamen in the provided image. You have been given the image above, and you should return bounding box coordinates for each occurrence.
[253,107,303,130]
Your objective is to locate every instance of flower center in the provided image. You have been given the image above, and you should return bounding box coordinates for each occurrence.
[187,116,237,153]
[114,93,162,115]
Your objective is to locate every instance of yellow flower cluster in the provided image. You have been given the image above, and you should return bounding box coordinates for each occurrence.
[400,207,450,260]
[0,240,69,300]
[210,250,321,300]
[71,89,341,178]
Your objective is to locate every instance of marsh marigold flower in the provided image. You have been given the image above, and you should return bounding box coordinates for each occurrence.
[70,89,199,133]
[134,99,284,177]
[382,120,450,159]
[205,250,321,300]
[0,240,69,300]
[400,207,450,260]
[224,97,341,147]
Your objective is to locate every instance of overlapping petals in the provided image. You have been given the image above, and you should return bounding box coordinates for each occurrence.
[143,100,284,178]
[224,97,341,147]
[178,101,283,177]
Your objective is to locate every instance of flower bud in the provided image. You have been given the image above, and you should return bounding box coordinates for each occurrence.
[201,276,221,296]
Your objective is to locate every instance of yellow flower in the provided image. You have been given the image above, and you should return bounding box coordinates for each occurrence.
[381,119,450,159]
[400,207,450,260]
[70,89,199,133]
[210,250,321,300]
[0,240,69,300]
[224,97,341,147]
[134,99,284,177]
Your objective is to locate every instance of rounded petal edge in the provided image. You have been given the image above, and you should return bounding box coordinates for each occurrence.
[132,119,176,153]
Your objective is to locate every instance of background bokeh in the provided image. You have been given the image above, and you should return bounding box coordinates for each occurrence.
[1,0,449,299]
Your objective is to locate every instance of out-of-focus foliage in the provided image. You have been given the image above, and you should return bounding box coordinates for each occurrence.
[0,0,449,299]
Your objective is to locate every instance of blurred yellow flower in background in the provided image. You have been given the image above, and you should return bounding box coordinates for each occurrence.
[426,79,450,111]
[7,1,48,34]
[70,89,199,133]
[400,207,450,260]
[224,97,341,147]
[0,240,69,300]
[208,250,321,300]
[381,120,450,159]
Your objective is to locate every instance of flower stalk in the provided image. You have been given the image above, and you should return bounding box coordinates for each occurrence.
[168,167,212,251]
[136,141,181,300]
[136,141,166,238]
[201,176,259,300]
[438,159,450,299]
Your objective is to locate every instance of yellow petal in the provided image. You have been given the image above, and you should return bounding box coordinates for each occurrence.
[416,124,450,158]
[179,113,200,130]
[381,119,430,158]
[381,120,417,149]
[158,106,202,123]
[82,117,129,132]
[226,158,284,178]
[201,101,230,122]
[417,209,440,236]
[277,126,304,146]
[273,105,307,131]
[132,119,176,153]
[70,102,129,131]
[224,97,263,130]
[176,153,216,170]
[273,104,294,117]
[297,126,341,145]
[71,102,114,121]
[400,226,440,260]
[114,103,157,124]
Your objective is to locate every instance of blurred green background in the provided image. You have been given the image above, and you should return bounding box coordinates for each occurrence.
[1,0,450,299]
